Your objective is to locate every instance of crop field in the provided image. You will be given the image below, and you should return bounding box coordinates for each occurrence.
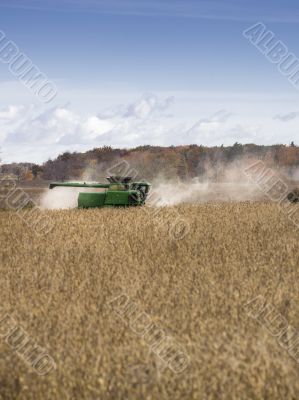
[0,202,299,399]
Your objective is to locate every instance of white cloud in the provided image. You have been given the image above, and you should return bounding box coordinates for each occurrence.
[1,92,299,163]
[98,93,174,119]
[0,94,176,162]
[184,110,233,144]
[0,105,25,121]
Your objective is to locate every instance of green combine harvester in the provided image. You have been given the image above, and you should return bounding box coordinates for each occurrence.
[49,176,151,208]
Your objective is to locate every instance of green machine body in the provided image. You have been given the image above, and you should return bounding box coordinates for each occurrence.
[49,176,151,208]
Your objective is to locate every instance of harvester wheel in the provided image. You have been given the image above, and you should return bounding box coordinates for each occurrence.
[139,190,146,203]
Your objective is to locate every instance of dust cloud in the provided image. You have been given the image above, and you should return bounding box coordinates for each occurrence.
[148,161,264,206]
[148,180,263,206]
[40,187,81,209]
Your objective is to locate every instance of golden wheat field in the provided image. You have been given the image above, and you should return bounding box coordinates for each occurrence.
[0,202,299,400]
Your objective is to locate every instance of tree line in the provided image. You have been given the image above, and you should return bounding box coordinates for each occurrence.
[1,143,299,182]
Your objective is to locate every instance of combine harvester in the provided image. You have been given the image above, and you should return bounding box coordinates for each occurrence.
[49,176,151,208]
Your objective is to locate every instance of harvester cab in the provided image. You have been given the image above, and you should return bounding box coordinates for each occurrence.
[49,176,151,208]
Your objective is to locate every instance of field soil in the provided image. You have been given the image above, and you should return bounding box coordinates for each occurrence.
[0,203,298,399]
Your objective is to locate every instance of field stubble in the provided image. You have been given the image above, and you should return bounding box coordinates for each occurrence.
[0,202,298,399]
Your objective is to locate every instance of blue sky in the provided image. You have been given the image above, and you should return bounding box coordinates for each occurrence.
[0,0,299,163]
